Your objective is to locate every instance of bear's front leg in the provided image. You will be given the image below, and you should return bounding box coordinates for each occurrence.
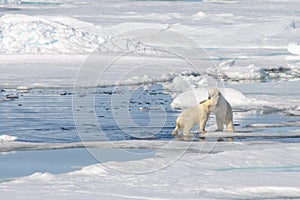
[171,122,180,136]
[199,112,209,134]
[225,108,234,132]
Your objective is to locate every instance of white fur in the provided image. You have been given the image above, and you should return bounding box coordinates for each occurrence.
[171,100,211,136]
[208,88,234,132]
[171,88,234,136]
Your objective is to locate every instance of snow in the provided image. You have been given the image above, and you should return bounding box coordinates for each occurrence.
[0,14,104,54]
[0,0,300,199]
[0,14,168,55]
[0,141,300,199]
[0,135,17,143]
[287,42,300,55]
[21,172,55,181]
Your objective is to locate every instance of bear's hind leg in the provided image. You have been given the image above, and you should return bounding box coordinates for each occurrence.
[215,115,224,132]
[183,122,193,136]
[225,117,234,132]
[227,123,234,132]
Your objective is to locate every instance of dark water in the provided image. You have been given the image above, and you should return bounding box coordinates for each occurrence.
[0,84,299,144]
[0,85,177,143]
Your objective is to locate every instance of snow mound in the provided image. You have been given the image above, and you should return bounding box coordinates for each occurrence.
[170,87,251,109]
[167,72,206,92]
[18,172,56,182]
[74,164,107,176]
[192,11,207,20]
[0,135,18,143]
[0,14,104,53]
[287,43,300,55]
[0,14,158,55]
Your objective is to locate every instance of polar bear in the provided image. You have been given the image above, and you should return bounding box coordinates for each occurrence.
[171,88,234,137]
[208,88,234,132]
[171,99,212,136]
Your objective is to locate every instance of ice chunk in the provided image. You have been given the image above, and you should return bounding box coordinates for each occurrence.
[170,87,249,109]
[0,135,18,143]
[287,43,300,55]
[217,64,267,81]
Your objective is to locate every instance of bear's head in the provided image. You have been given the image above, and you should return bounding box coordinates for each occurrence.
[208,88,220,99]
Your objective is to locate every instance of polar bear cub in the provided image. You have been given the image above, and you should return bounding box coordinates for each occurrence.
[208,88,234,132]
[171,99,211,136]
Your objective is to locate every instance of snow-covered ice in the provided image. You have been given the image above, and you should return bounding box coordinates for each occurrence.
[0,0,300,199]
[0,141,300,199]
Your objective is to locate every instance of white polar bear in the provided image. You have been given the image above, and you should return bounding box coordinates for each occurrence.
[208,88,234,132]
[171,99,211,136]
[171,88,234,136]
